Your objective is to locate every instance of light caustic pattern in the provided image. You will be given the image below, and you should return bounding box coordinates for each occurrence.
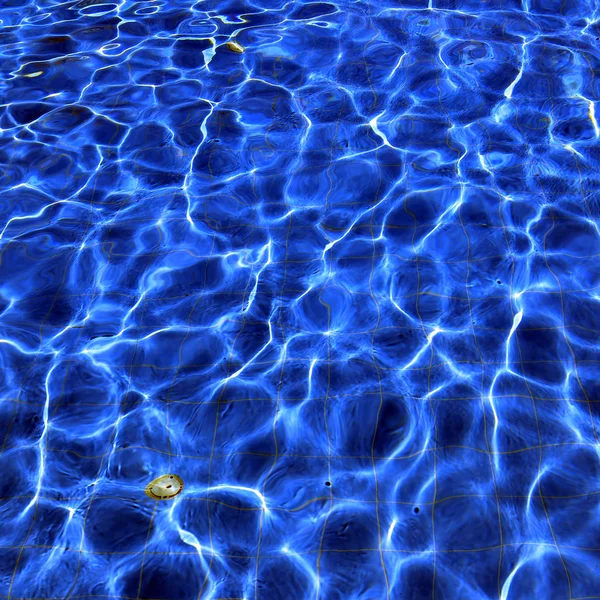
[1,0,600,598]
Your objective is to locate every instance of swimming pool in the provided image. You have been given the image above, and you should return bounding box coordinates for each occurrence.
[1,0,600,598]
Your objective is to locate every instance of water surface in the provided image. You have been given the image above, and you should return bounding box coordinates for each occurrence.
[1,0,600,598]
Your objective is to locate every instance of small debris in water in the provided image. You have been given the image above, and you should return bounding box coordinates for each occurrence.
[226,41,245,53]
[145,474,184,500]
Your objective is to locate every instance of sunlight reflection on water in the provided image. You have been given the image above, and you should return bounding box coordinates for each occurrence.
[1,0,600,598]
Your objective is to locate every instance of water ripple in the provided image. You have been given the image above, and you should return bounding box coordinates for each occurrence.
[1,0,600,598]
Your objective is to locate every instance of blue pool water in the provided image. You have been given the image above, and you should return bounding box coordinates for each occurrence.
[1,0,600,598]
